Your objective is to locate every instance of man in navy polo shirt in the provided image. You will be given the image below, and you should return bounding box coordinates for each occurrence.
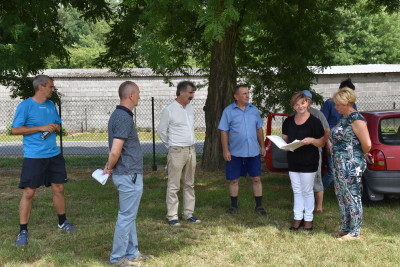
[12,75,76,247]
[218,85,267,215]
[103,81,152,266]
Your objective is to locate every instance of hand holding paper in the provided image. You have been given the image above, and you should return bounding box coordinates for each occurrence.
[266,135,304,152]
[92,169,109,185]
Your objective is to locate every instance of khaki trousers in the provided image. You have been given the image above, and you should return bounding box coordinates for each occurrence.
[166,145,196,220]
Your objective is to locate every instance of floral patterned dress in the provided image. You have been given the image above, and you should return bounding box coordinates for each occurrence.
[330,112,367,237]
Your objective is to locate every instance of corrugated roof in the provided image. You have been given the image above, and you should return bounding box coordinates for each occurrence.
[42,68,205,78]
[41,64,400,78]
[316,64,400,74]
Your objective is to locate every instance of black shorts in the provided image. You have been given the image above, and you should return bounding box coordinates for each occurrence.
[19,154,67,189]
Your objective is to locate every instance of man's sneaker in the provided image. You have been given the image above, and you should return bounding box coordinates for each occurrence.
[58,220,77,232]
[227,206,238,214]
[16,230,28,246]
[255,206,267,216]
[132,252,154,262]
[168,220,181,226]
[113,257,141,266]
[186,216,201,224]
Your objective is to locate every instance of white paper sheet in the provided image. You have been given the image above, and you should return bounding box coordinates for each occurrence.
[266,135,304,152]
[91,169,109,185]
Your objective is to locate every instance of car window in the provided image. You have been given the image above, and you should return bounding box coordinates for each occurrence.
[379,117,400,145]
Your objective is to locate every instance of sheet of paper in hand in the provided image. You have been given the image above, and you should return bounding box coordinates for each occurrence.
[266,135,304,152]
[92,169,109,185]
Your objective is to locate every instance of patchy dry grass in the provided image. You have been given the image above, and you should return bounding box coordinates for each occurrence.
[1,167,400,266]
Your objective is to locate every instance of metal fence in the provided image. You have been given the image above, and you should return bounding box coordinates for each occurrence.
[0,97,206,156]
[1,95,399,167]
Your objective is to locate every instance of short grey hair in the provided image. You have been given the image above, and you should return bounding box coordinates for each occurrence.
[33,75,53,91]
[119,81,138,99]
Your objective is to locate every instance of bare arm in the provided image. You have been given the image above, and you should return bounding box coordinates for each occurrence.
[257,127,266,157]
[103,138,125,175]
[220,130,231,162]
[301,136,326,148]
[352,120,372,163]
[282,134,289,143]
[12,124,59,135]
[301,127,329,148]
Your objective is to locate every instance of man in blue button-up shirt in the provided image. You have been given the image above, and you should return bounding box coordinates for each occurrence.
[218,85,267,215]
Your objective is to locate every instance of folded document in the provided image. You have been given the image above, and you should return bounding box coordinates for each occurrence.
[266,135,304,152]
[92,169,109,185]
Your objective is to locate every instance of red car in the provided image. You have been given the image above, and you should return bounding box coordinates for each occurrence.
[264,111,400,205]
[360,111,400,205]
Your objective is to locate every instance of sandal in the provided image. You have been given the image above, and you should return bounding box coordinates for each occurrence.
[337,234,361,241]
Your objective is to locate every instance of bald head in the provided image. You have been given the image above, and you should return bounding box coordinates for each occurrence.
[119,81,138,100]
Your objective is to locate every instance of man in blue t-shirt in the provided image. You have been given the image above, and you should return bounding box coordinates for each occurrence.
[218,85,267,215]
[12,75,76,247]
[320,79,357,190]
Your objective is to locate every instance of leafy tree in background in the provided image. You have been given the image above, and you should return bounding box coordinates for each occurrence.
[0,0,110,101]
[98,0,399,170]
[1,0,399,170]
[331,0,400,65]
[46,6,112,69]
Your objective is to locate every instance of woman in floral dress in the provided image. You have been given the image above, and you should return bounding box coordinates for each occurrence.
[330,88,373,241]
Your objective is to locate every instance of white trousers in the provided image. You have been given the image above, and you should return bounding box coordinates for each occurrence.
[289,171,315,221]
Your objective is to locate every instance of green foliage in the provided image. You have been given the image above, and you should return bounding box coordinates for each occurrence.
[57,126,68,137]
[0,0,111,100]
[99,0,399,116]
[46,7,112,69]
[6,123,12,136]
[331,0,400,65]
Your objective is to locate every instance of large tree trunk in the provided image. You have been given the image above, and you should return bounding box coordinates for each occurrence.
[201,21,240,170]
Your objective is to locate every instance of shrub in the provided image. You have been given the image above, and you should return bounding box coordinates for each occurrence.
[57,126,68,136]
[6,123,12,135]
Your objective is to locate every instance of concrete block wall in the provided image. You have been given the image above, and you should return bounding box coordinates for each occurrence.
[1,67,399,132]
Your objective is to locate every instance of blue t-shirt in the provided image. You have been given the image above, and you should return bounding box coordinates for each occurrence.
[12,98,61,158]
[218,102,263,157]
[320,98,357,129]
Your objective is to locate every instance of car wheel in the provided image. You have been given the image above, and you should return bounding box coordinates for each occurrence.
[361,176,374,207]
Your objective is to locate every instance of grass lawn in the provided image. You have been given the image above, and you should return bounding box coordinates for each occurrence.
[1,166,400,266]
[0,132,206,142]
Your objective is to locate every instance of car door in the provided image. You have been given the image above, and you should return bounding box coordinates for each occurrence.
[264,113,290,171]
[377,114,400,171]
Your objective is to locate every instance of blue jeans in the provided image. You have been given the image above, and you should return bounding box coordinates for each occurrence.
[110,173,143,264]
[322,154,334,190]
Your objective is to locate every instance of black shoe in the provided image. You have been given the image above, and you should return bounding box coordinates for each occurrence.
[227,206,238,214]
[255,206,267,216]
[289,219,304,231]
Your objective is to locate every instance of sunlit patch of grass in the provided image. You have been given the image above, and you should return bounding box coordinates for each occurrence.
[1,166,400,266]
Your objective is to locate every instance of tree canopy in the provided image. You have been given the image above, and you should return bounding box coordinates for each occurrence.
[0,0,111,101]
[331,0,400,65]
[97,0,399,169]
[1,0,399,169]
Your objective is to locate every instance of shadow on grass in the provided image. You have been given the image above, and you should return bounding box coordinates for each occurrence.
[1,167,400,266]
